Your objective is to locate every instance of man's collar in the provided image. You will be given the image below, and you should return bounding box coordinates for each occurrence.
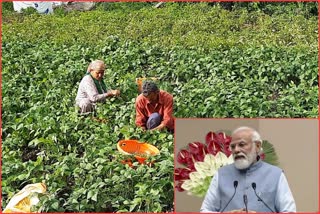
[157,91,164,104]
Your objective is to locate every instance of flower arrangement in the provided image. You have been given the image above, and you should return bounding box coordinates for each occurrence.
[175,131,278,197]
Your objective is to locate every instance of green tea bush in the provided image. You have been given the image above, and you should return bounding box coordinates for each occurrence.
[3,3,317,49]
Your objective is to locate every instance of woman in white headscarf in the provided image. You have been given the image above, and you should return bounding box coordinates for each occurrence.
[75,60,120,114]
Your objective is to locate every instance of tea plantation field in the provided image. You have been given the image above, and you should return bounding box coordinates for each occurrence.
[1,2,318,212]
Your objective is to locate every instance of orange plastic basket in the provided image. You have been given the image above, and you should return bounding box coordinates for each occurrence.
[117,139,160,164]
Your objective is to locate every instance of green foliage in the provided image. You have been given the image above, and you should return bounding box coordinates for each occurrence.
[246,2,318,17]
[2,2,15,17]
[212,2,318,18]
[20,7,38,15]
[53,7,68,17]
[96,2,154,11]
[2,2,14,12]
[2,2,318,212]
[2,3,317,50]
[262,140,279,166]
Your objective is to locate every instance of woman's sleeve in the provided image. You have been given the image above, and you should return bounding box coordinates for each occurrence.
[83,76,108,102]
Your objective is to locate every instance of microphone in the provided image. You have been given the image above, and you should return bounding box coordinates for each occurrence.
[243,194,248,213]
[251,182,275,212]
[220,181,238,213]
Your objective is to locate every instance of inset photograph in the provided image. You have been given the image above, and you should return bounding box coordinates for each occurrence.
[175,119,318,212]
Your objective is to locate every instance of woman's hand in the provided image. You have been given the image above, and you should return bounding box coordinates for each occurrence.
[112,89,120,96]
[108,89,120,96]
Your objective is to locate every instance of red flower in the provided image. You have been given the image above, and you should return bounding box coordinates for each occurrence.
[174,168,191,181]
[175,131,234,193]
[177,149,192,165]
[175,181,185,192]
[206,131,232,157]
[186,161,196,171]
[188,142,207,162]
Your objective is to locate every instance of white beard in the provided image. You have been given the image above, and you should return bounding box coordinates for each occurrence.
[233,144,257,170]
[234,157,251,170]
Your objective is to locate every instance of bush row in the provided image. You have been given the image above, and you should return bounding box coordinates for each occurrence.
[3,3,317,50]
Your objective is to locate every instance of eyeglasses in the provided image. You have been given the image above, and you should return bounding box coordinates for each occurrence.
[229,141,251,151]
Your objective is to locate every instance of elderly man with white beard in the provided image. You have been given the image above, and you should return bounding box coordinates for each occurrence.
[200,126,296,213]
